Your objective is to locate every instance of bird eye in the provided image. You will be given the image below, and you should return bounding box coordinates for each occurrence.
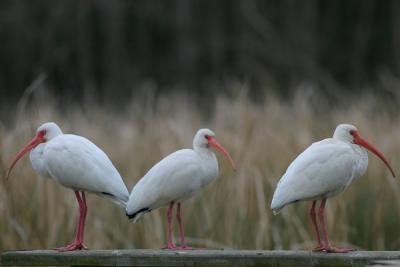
[39,130,46,137]
[204,135,210,140]
[349,130,355,135]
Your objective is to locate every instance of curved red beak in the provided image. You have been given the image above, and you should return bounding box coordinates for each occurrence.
[353,131,396,178]
[207,136,236,170]
[6,133,45,179]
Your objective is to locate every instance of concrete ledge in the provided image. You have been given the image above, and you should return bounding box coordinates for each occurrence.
[2,250,400,267]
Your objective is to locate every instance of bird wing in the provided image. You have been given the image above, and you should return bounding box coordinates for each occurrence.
[43,134,129,207]
[126,149,204,217]
[271,138,359,213]
[30,143,52,178]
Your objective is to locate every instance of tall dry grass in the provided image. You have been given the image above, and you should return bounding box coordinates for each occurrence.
[1,87,400,252]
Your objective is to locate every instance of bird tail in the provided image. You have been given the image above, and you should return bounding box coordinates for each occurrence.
[271,207,283,215]
[100,192,128,208]
[126,207,149,223]
[270,195,285,215]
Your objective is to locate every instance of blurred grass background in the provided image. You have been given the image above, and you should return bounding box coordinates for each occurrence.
[2,0,400,253]
[1,86,400,252]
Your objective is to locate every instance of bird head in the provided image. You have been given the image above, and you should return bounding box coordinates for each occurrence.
[334,123,395,178]
[6,122,63,179]
[193,128,236,170]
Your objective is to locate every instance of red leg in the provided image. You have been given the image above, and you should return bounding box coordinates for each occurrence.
[315,198,355,253]
[77,192,87,244]
[310,201,324,252]
[319,199,330,247]
[176,203,193,250]
[164,202,176,249]
[55,191,88,252]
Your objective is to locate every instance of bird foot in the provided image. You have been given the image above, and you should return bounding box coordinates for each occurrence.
[55,241,88,252]
[325,246,356,253]
[312,244,327,252]
[163,243,198,250]
[312,245,355,253]
[163,243,178,250]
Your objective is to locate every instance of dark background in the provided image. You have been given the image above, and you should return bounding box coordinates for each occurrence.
[1,0,399,105]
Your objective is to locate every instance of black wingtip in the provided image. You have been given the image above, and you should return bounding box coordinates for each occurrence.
[101,192,115,197]
[126,207,150,220]
[126,212,135,219]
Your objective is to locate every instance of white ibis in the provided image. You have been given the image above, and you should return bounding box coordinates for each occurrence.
[7,122,129,251]
[125,128,235,249]
[271,123,396,253]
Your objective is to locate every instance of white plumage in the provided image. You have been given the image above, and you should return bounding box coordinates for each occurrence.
[270,123,395,253]
[33,134,129,206]
[126,128,235,249]
[126,149,218,222]
[271,138,367,213]
[7,122,129,251]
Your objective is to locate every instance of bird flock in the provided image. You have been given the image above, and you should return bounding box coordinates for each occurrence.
[6,122,395,253]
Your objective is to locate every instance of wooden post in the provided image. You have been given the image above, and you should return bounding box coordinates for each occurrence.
[2,250,400,267]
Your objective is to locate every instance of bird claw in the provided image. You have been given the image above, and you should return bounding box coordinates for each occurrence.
[163,243,178,250]
[54,241,88,252]
[312,245,327,252]
[163,243,198,250]
[326,246,356,253]
[312,245,355,253]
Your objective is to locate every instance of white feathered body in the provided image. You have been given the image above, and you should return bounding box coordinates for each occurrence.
[271,138,368,213]
[126,148,218,222]
[29,134,129,207]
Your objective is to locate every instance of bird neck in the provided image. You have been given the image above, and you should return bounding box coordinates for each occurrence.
[47,131,63,141]
[194,146,216,159]
[332,131,353,143]
[31,142,47,155]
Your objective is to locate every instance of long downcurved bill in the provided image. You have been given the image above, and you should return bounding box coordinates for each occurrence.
[208,136,236,170]
[354,132,396,178]
[6,134,45,179]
